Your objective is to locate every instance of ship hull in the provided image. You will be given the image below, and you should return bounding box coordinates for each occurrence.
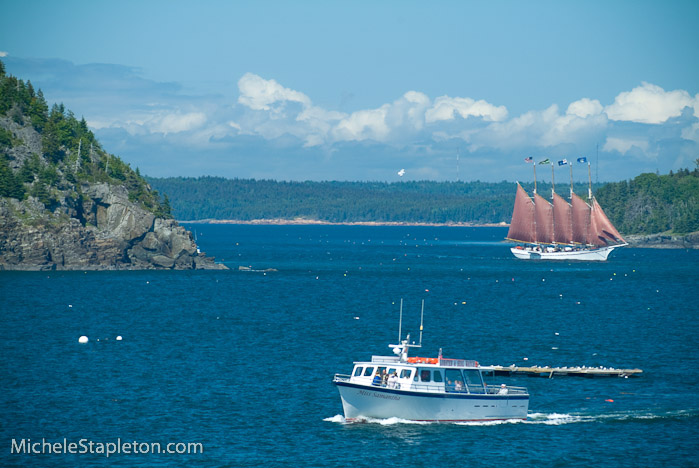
[510,244,625,261]
[335,381,528,422]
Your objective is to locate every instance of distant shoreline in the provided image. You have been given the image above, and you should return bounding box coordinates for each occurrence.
[178,219,698,249]
[179,218,509,227]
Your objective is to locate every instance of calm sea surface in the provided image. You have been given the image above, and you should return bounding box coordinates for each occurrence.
[1,225,698,467]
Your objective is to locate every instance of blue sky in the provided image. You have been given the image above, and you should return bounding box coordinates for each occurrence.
[1,0,698,182]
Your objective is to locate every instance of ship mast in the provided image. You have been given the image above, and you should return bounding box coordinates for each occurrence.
[551,163,555,245]
[587,161,593,200]
[533,162,537,195]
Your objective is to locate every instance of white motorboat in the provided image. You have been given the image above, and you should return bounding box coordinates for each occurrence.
[332,301,529,422]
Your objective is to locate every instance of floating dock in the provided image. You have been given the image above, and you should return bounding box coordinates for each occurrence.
[481,365,643,378]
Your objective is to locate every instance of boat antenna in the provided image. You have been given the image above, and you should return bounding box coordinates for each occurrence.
[587,161,593,200]
[398,298,403,342]
[551,162,555,199]
[419,299,424,347]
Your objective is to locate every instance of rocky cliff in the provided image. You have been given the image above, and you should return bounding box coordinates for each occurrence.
[0,63,226,270]
[0,183,226,271]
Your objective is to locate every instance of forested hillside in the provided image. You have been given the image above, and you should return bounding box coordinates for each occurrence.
[0,60,170,217]
[595,167,698,235]
[0,60,225,270]
[147,177,599,225]
[150,168,698,235]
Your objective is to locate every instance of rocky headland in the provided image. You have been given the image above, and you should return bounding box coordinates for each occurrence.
[0,63,226,270]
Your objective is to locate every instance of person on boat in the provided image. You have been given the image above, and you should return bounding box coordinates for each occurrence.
[372,371,382,386]
[498,384,508,395]
[454,380,463,392]
[388,372,399,388]
[381,370,389,387]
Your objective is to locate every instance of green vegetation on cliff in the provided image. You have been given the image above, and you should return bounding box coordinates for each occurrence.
[595,166,699,235]
[0,59,171,218]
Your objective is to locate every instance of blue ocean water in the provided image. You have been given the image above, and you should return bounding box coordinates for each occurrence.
[1,225,698,467]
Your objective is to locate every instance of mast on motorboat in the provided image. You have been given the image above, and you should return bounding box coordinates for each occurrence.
[390,299,424,363]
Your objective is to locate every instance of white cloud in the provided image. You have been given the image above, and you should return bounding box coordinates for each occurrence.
[566,98,603,118]
[237,73,311,116]
[467,104,607,150]
[603,136,649,154]
[425,95,507,123]
[605,82,698,124]
[0,51,8,57]
[332,106,390,142]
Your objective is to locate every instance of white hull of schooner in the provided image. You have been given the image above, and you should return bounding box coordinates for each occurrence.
[510,244,626,261]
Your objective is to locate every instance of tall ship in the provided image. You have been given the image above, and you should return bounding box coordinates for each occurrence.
[506,157,627,261]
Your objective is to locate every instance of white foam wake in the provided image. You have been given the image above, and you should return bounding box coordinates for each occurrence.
[324,409,698,426]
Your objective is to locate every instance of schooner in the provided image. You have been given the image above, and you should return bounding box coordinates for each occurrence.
[506,157,627,261]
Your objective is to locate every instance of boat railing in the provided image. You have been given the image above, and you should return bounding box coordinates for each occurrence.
[371,355,400,363]
[485,385,528,395]
[333,374,351,383]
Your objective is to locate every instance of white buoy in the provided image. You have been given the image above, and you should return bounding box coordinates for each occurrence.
[78,336,88,344]
[116,336,122,341]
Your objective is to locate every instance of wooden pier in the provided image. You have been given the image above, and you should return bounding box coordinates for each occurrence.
[480,365,643,378]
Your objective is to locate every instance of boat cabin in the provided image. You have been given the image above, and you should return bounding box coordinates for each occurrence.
[349,355,489,394]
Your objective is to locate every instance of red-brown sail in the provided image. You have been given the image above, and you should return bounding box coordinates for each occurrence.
[589,198,626,246]
[571,193,591,245]
[506,183,535,243]
[552,192,573,244]
[534,193,554,244]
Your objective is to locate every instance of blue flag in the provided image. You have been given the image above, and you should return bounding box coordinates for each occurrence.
[577,157,587,163]
[558,159,568,166]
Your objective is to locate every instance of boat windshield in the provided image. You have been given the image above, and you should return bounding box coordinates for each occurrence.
[444,369,485,393]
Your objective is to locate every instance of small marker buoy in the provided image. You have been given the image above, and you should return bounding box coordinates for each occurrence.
[78,336,88,344]
[605,399,614,402]
[555,332,559,336]
[523,357,528,361]
[116,336,122,341]
[354,317,359,320]
[68,304,73,308]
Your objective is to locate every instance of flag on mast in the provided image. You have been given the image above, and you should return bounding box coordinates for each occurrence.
[577,157,587,163]
[539,158,551,165]
[558,159,568,166]
[524,156,533,163]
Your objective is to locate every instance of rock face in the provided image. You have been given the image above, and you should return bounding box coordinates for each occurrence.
[626,232,699,249]
[0,183,227,271]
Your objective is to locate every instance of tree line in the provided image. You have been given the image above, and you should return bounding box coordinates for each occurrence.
[148,169,698,235]
[0,60,171,218]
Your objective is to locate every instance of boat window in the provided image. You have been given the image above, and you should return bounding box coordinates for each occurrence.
[463,369,485,393]
[419,369,431,382]
[400,369,412,379]
[387,368,397,376]
[353,367,363,377]
[432,369,443,382]
[377,367,386,376]
[363,367,375,377]
[444,369,465,392]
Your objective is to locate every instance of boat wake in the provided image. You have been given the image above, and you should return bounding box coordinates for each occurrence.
[325,409,697,426]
